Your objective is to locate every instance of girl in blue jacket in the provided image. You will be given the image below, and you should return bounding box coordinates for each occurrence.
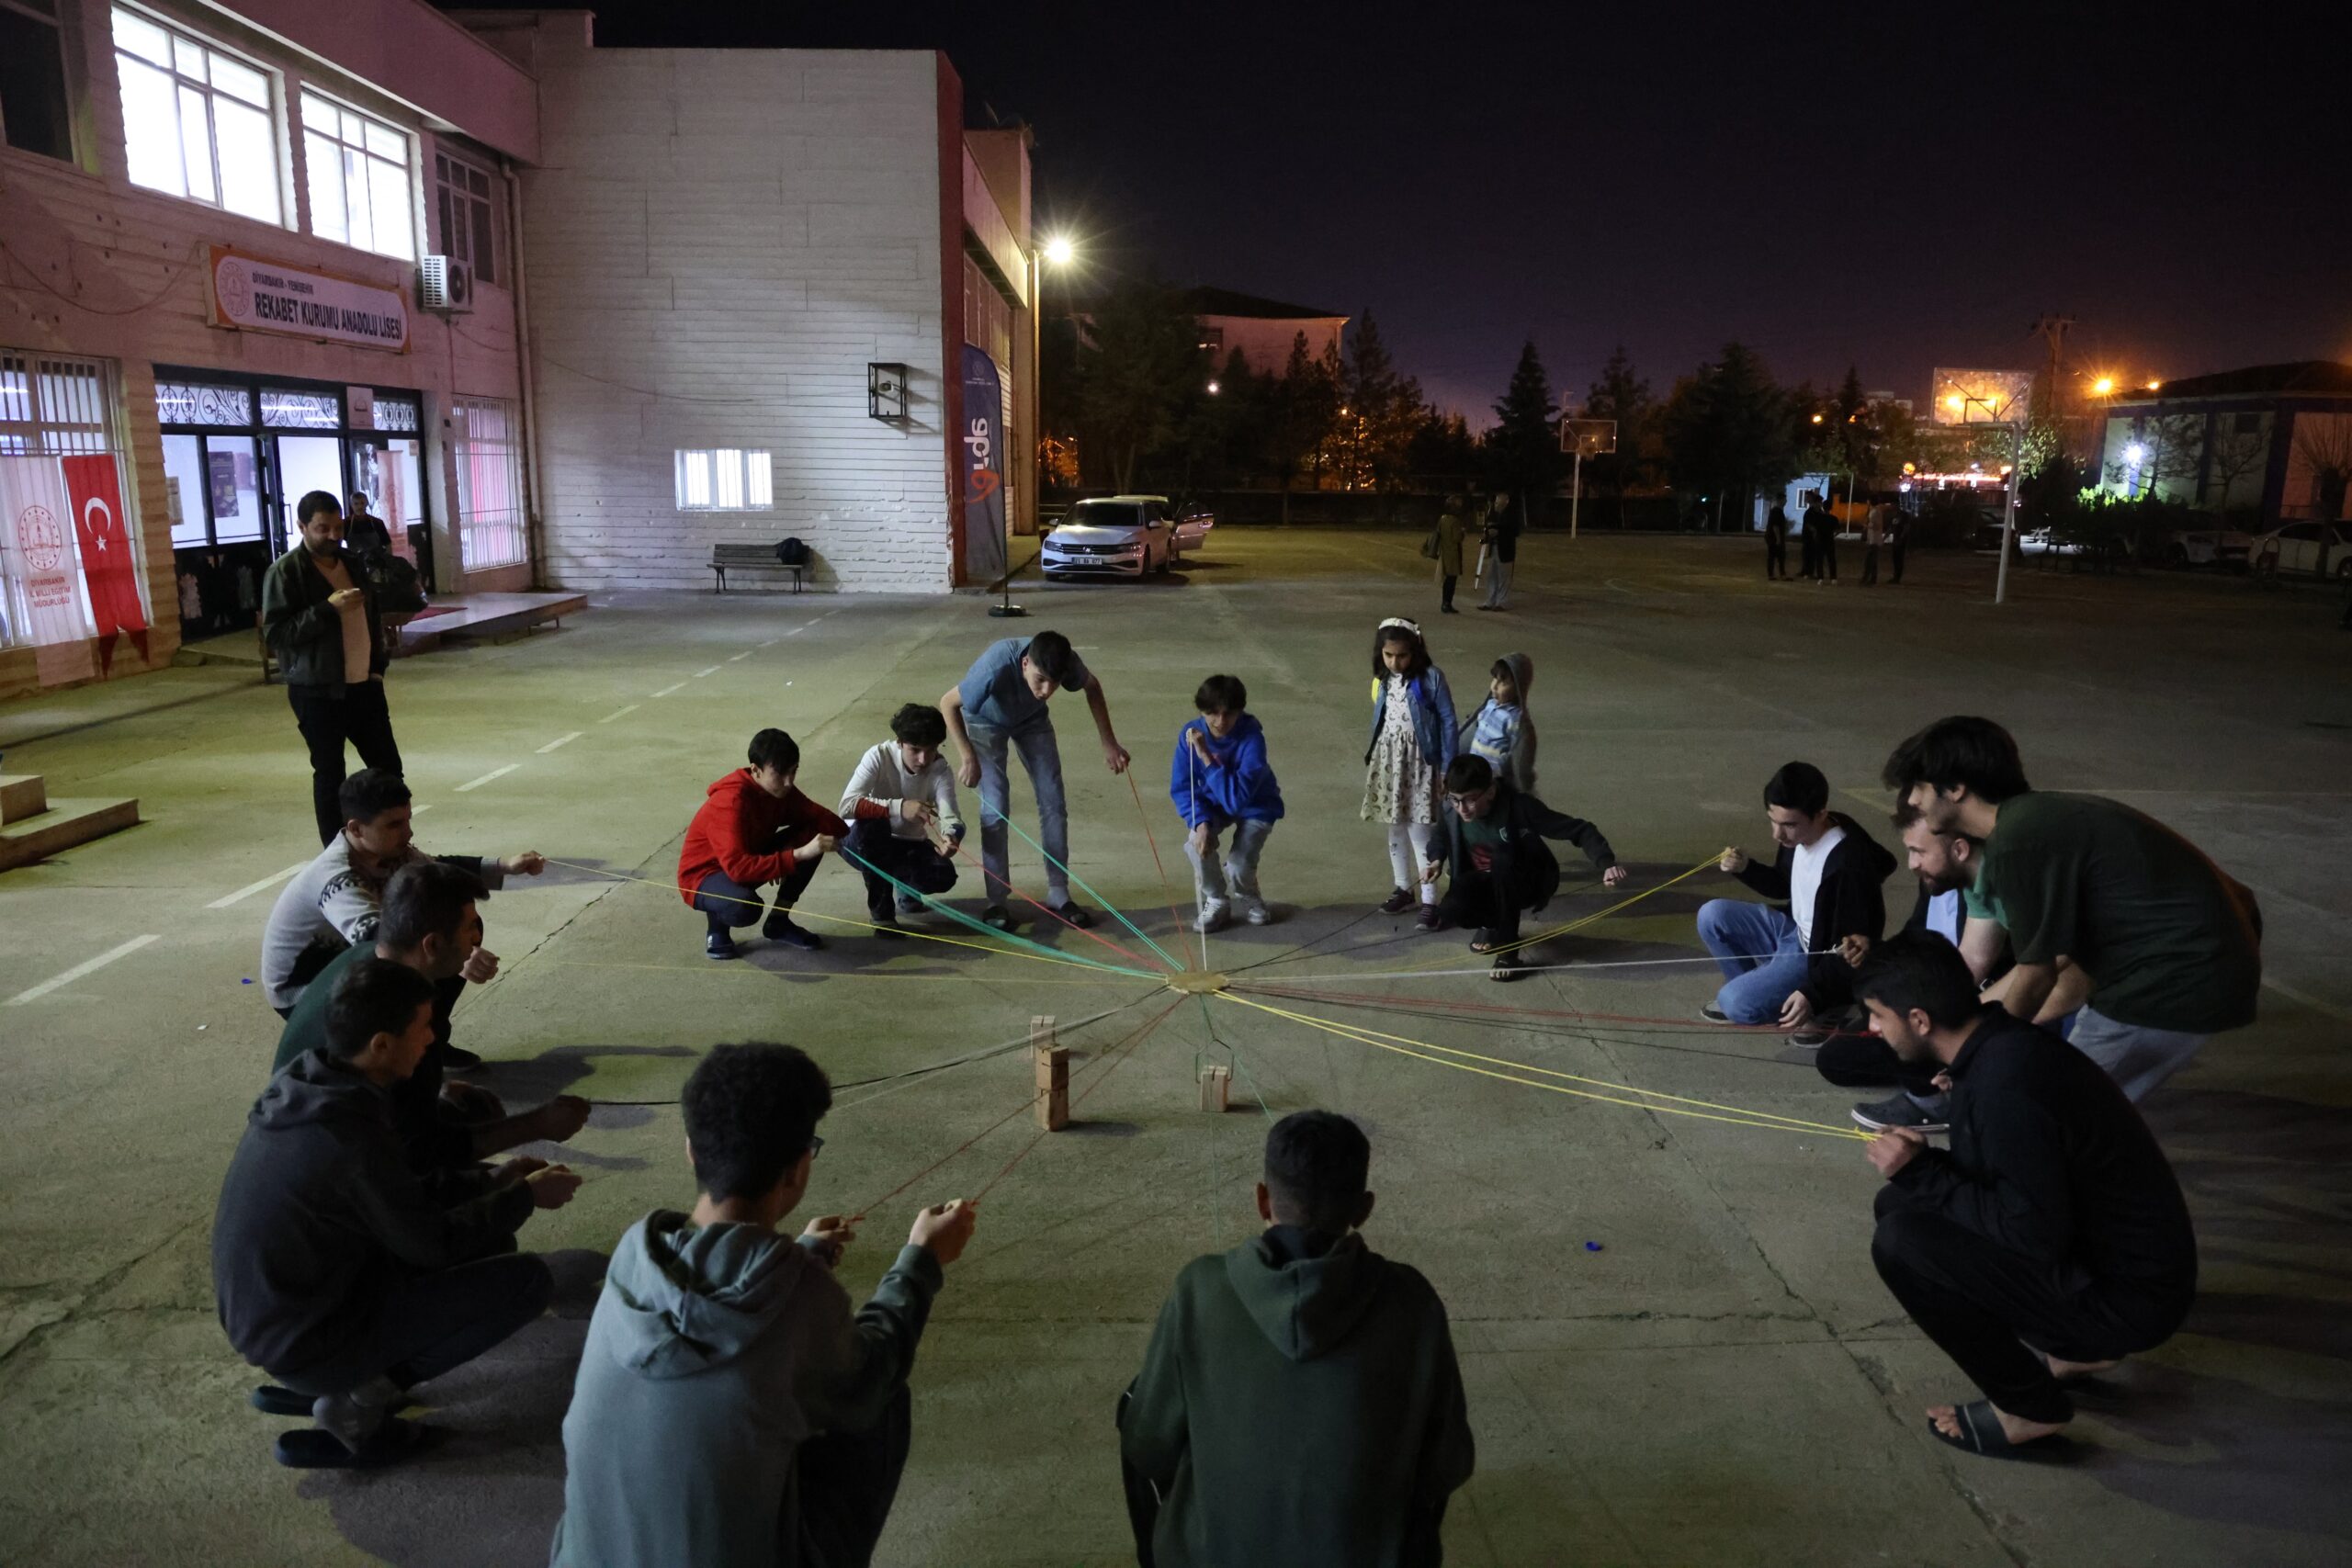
[1361,617,1457,928]
[1170,674,1284,931]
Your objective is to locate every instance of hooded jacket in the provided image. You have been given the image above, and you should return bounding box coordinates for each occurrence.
[549,1213,943,1568]
[1733,810,1898,1007]
[1462,651,1538,795]
[210,1050,532,1377]
[1120,1227,1474,1568]
[1426,779,1613,912]
[1364,664,1458,773]
[1169,713,1285,829]
[678,769,851,900]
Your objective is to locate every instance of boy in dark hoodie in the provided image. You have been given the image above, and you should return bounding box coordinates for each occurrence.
[680,728,849,961]
[1425,753,1625,981]
[1119,1110,1474,1568]
[550,1043,978,1568]
[1170,673,1285,932]
[1698,760,1896,1038]
[211,957,580,1469]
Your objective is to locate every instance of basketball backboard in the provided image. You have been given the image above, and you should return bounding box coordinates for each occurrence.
[1562,417,1617,456]
[1931,368,2033,426]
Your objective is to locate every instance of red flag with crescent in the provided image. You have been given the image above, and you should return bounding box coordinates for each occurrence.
[62,454,149,673]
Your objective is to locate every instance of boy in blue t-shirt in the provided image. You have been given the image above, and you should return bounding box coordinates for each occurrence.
[1170,674,1284,932]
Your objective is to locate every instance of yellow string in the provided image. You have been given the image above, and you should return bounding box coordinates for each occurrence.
[1216,991,1871,1142]
[520,956,1117,985]
[542,859,1141,979]
[1376,853,1723,973]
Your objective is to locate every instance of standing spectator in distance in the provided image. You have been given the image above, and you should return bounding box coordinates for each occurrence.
[212,958,580,1469]
[264,490,401,845]
[342,491,392,555]
[680,728,845,961]
[1798,495,1822,581]
[1460,652,1537,795]
[838,703,965,939]
[941,630,1132,932]
[1425,753,1625,981]
[1884,716,2261,1100]
[1362,618,1457,930]
[1857,932,2196,1461]
[1697,761,1895,1035]
[1805,491,1840,583]
[1887,503,1910,584]
[1860,502,1887,586]
[1119,1111,1474,1566]
[1765,502,1792,581]
[1170,673,1285,932]
[549,1043,977,1568]
[1432,494,1469,615]
[1476,490,1521,611]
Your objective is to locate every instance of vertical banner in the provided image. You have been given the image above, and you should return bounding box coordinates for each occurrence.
[63,454,150,673]
[960,344,1008,583]
[0,455,94,650]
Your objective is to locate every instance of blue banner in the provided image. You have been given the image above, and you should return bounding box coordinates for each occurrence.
[960,344,1008,582]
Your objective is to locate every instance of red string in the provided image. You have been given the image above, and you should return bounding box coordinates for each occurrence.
[1126,771,1194,961]
[977,996,1183,1199]
[948,838,1166,972]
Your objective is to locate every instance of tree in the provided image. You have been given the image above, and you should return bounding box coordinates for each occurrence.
[1487,340,1561,521]
[1336,310,1421,491]
[1070,273,1206,491]
[1265,331,1338,520]
[1406,405,1478,484]
[1660,343,1794,530]
[2200,412,2270,518]
[2292,415,2352,578]
[1583,345,1654,522]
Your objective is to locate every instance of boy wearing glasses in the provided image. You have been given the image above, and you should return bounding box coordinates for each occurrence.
[550,1043,978,1568]
[1423,753,1627,981]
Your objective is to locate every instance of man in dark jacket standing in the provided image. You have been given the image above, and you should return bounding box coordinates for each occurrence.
[1698,761,1895,1034]
[1476,490,1521,610]
[1119,1111,1474,1568]
[1857,933,2196,1461]
[211,958,579,1468]
[1425,753,1626,980]
[263,491,402,845]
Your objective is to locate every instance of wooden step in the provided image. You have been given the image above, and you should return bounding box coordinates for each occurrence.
[0,796,140,872]
[0,773,46,825]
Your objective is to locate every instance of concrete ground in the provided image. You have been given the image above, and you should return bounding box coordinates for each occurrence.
[3,531,2348,1567]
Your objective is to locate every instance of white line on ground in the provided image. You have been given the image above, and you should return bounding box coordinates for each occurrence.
[727,651,752,662]
[204,863,306,909]
[6,934,159,1007]
[455,763,521,793]
[693,665,721,678]
[597,705,639,724]
[537,731,584,754]
[756,638,781,649]
[652,682,686,697]
[411,803,433,816]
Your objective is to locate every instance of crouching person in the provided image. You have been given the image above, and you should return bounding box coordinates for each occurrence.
[211,958,580,1468]
[1118,1111,1474,1567]
[550,1043,978,1568]
[1429,753,1626,980]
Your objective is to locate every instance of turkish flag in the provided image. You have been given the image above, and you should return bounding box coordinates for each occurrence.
[63,454,149,673]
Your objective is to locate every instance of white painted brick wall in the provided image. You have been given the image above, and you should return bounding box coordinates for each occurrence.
[523,29,954,594]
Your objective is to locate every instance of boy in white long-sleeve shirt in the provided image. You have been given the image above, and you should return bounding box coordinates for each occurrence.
[839,704,967,938]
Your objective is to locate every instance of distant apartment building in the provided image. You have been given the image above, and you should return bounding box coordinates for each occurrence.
[2096,361,2352,527]
[1183,287,1347,375]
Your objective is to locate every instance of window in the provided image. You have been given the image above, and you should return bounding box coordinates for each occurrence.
[433,148,499,284]
[0,351,112,456]
[673,449,773,513]
[452,396,526,569]
[301,89,413,260]
[154,378,254,427]
[2233,411,2262,435]
[111,6,281,224]
[1,351,133,650]
[1,0,74,161]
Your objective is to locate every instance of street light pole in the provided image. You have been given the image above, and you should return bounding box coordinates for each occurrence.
[1994,418,2024,605]
[992,244,1039,620]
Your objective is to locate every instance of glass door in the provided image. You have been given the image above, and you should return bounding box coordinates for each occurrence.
[348,435,426,570]
[271,434,345,554]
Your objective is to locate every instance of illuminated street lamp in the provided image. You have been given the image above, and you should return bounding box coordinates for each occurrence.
[2144,379,2162,390]
[1205,379,1220,395]
[1043,234,1074,266]
[2124,442,2147,464]
[1810,412,1824,424]
[2091,376,2115,395]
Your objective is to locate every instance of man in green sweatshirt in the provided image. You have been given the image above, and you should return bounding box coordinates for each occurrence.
[549,1043,978,1568]
[1119,1111,1476,1568]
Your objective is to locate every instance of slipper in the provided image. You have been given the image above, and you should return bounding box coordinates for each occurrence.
[1925,1400,2072,1463]
[1488,957,1526,983]
[250,1384,311,1417]
[274,1417,443,1470]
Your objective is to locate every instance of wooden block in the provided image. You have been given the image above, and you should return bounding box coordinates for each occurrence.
[1032,1016,1069,1130]
[1199,1065,1231,1113]
[0,773,46,825]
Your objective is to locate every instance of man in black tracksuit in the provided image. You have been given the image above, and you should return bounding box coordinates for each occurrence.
[1858,932,2196,1461]
[1425,754,1625,980]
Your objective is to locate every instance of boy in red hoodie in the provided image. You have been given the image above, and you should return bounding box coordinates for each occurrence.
[680,729,847,960]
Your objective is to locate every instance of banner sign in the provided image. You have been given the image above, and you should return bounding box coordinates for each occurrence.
[209,245,411,353]
[960,344,1008,583]
[0,455,94,649]
[63,454,150,672]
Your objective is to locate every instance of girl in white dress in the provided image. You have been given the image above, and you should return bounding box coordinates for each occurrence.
[1360,617,1457,927]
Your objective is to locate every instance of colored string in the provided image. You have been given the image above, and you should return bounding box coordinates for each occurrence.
[983,800,1190,972]
[944,836,1167,971]
[836,844,1157,976]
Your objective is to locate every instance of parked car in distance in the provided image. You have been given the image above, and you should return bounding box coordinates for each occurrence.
[2018,528,2083,558]
[1041,495,1182,579]
[2165,526,2251,568]
[2250,520,2352,579]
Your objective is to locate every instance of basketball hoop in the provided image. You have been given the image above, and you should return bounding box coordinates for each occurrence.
[1559,418,1616,539]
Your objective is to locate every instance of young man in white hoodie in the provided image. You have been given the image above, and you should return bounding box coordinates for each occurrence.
[838,703,967,938]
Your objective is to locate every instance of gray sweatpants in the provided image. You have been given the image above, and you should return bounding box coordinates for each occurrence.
[1184,817,1272,911]
[2068,1005,2208,1101]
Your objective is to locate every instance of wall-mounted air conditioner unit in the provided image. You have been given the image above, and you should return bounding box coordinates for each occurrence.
[420,255,475,313]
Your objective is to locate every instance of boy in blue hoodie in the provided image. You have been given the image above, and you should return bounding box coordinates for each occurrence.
[549,1043,978,1568]
[1170,673,1285,932]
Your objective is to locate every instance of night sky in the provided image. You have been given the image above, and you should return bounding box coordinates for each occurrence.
[477,2,2346,425]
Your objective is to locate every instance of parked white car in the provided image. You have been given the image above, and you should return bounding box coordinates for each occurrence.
[2251,520,2352,579]
[2018,528,2083,557]
[2166,526,2251,568]
[1041,495,1184,579]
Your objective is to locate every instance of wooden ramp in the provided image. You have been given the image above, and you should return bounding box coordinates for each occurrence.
[0,773,139,873]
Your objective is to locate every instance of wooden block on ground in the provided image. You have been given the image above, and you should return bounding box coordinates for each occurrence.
[1032,1015,1069,1131]
[0,796,141,872]
[1199,1065,1231,1113]
[0,773,48,824]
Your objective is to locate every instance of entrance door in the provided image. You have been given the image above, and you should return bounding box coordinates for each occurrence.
[349,435,430,581]
[271,434,345,553]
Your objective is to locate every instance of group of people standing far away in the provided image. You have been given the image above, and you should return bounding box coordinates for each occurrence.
[1428,491,1522,614]
[1763,492,1906,586]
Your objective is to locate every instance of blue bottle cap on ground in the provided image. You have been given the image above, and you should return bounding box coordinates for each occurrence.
[1583,1240,1602,1251]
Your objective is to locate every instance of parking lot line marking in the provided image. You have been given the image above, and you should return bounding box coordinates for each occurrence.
[651,682,686,697]
[757,638,781,649]
[205,863,307,910]
[455,764,521,793]
[727,650,752,662]
[537,731,584,754]
[411,803,433,816]
[7,935,159,1007]
[693,665,721,678]
[597,705,639,724]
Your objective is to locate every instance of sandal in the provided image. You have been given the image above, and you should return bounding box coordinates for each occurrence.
[1924,1400,2072,1463]
[1488,956,1526,983]
[250,1384,311,1417]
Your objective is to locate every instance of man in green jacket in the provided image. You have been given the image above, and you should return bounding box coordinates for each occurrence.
[1119,1111,1475,1568]
[263,490,402,844]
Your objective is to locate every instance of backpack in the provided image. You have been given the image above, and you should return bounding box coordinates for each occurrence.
[775,536,810,567]
[1419,529,1441,560]
[361,549,427,615]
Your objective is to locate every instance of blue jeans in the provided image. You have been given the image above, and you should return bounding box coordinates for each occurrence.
[692,862,818,937]
[968,716,1069,904]
[1696,899,1808,1022]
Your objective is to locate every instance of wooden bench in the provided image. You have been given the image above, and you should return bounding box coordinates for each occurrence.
[712,543,809,592]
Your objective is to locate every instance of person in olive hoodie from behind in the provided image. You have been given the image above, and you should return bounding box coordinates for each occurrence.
[1118,1111,1474,1568]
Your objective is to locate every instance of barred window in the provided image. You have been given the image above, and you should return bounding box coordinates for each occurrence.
[453,396,526,570]
[0,351,112,456]
[154,379,254,428]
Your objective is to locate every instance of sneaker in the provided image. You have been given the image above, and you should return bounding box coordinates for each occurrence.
[1851,1094,1951,1134]
[440,1044,485,1073]
[1441,604,1460,614]
[1379,887,1416,915]
[763,913,823,951]
[1051,900,1098,930]
[981,905,1018,931]
[870,918,908,942]
[895,894,924,916]
[1789,1026,1833,1048]
[1415,903,1446,931]
[1699,1004,1732,1024]
[1193,903,1231,934]
[706,931,742,961]
[1239,898,1272,926]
